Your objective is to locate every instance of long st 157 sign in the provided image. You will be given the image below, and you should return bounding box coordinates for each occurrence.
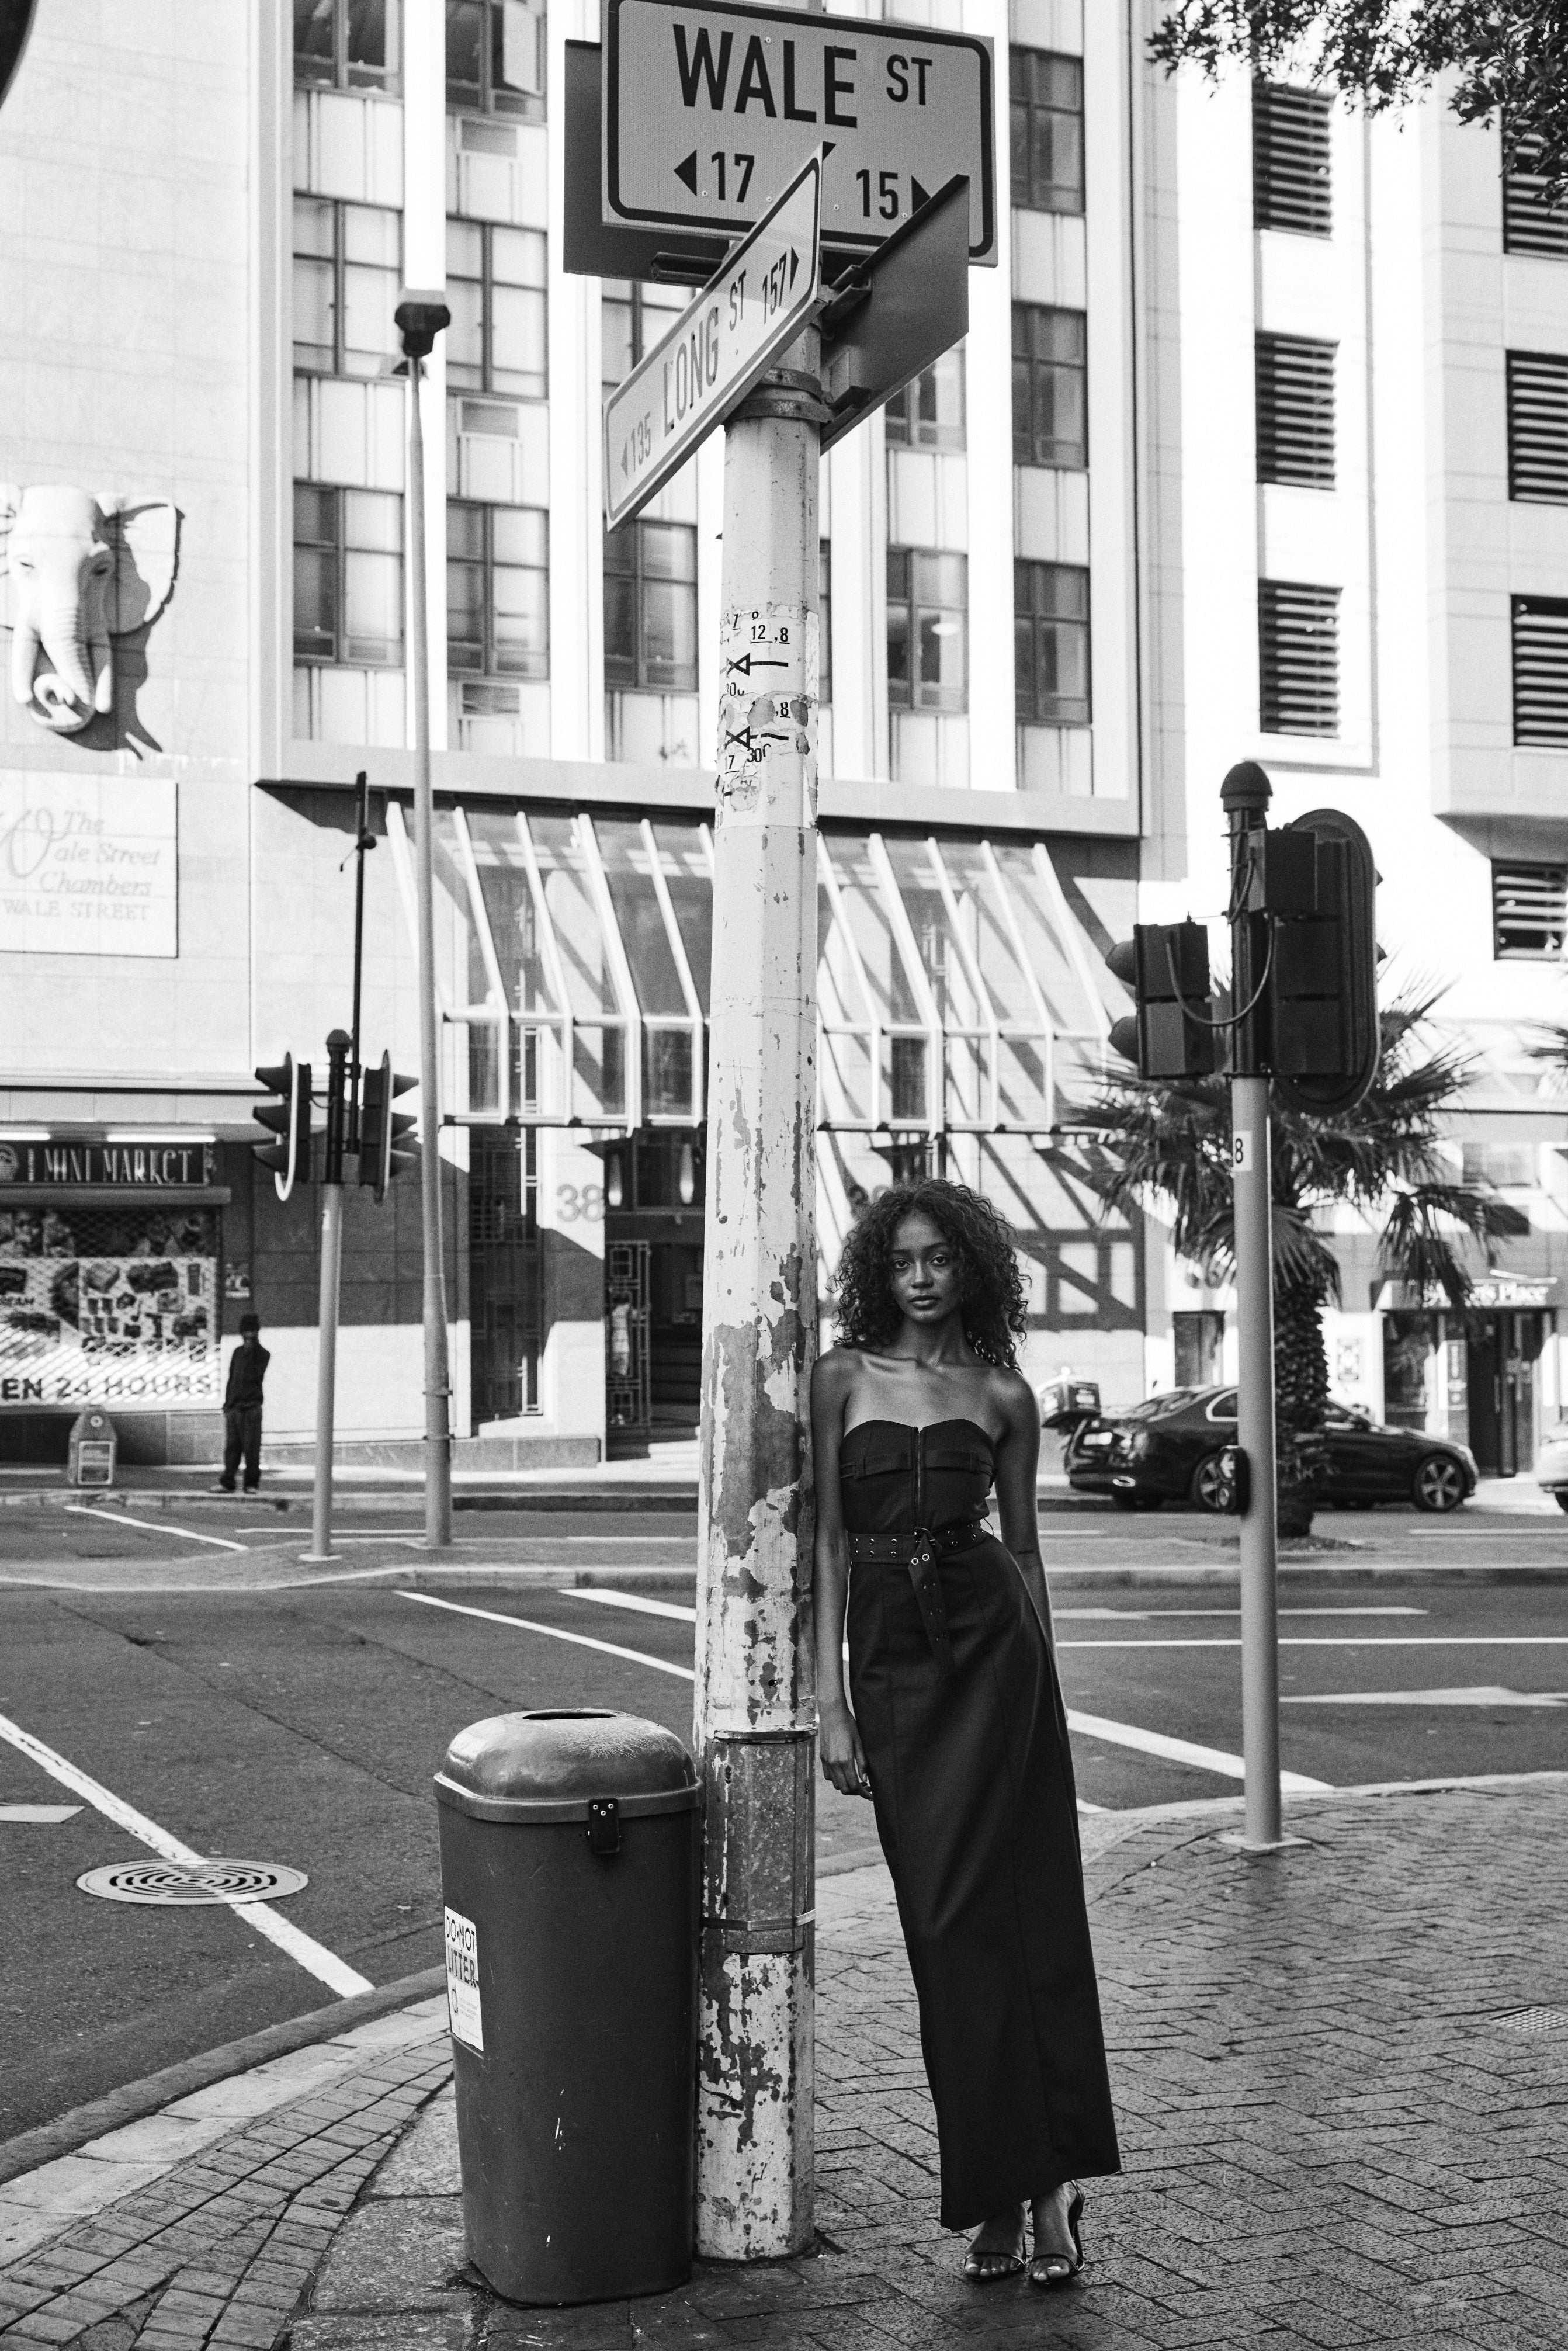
[603,152,823,530]
[602,0,995,264]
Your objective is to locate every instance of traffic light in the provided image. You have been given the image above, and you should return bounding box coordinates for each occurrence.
[1271,809,1379,1116]
[252,1056,312,1200]
[359,1051,417,1204]
[1105,921,1220,1080]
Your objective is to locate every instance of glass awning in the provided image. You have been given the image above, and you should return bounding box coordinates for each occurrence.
[386,805,1109,1137]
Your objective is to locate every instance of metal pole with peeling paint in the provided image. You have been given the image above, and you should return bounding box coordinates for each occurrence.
[692,329,821,2260]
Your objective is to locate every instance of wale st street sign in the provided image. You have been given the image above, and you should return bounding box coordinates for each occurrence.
[602,0,995,263]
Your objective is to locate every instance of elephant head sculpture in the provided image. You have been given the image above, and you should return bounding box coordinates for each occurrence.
[0,484,179,734]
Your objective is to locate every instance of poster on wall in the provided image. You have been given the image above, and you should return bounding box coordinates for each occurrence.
[0,771,177,957]
[0,1204,218,1409]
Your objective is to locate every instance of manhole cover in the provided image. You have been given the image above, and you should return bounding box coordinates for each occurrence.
[77,1859,308,1906]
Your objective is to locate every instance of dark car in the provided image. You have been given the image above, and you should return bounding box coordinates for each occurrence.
[1064,1386,1477,1514]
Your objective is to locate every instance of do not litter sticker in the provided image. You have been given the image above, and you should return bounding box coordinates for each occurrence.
[444,1905,484,2053]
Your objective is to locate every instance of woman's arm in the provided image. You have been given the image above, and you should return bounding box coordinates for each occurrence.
[993,1369,1055,1654]
[810,1351,872,1798]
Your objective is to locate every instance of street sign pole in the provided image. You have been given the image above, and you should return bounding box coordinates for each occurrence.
[304,1030,351,1569]
[1222,762,1283,1849]
[692,336,821,2259]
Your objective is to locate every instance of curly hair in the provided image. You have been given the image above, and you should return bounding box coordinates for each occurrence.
[833,1179,1028,1370]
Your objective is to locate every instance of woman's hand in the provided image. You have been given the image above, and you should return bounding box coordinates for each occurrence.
[819,1697,873,1799]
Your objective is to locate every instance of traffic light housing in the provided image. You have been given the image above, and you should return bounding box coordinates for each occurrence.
[359,1051,417,1204]
[252,1056,312,1200]
[1105,921,1220,1080]
[1271,809,1379,1116]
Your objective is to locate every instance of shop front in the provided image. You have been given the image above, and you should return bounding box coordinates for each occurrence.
[406,802,1145,1450]
[0,1133,228,1462]
[1376,1275,1563,1475]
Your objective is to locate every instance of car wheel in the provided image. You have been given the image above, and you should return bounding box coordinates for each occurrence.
[1412,1454,1466,1513]
[1555,1493,1568,1516]
[1191,1452,1233,1514]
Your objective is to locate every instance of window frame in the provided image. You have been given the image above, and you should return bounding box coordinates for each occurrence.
[887,548,969,715]
[1258,577,1340,737]
[446,217,549,401]
[1011,303,1088,470]
[1503,136,1568,259]
[1511,593,1568,745]
[445,0,546,120]
[1491,861,1568,960]
[1505,349,1568,503]
[1009,48,1085,216]
[293,483,405,670]
[294,0,402,96]
[884,348,967,451]
[447,498,550,682]
[292,195,403,379]
[1255,331,1337,488]
[603,520,700,695]
[1014,560,1091,726]
[1252,80,1333,237]
[601,279,690,394]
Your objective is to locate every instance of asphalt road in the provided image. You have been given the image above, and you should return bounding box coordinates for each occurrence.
[1,1494,1563,2144]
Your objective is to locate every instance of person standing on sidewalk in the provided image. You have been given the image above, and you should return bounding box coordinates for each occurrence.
[811,1180,1121,2289]
[217,1313,269,1494]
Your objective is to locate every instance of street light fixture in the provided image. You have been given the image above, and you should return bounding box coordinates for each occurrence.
[396,285,454,1549]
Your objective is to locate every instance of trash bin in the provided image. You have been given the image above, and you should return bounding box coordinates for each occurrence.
[67,1409,116,1487]
[435,1707,699,2307]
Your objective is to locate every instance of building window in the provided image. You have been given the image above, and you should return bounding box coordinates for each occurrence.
[447,220,547,400]
[1493,864,1567,959]
[1010,50,1084,214]
[1012,305,1087,469]
[447,501,549,679]
[1507,351,1568,502]
[1015,562,1090,725]
[885,348,966,450]
[1503,138,1568,258]
[887,550,967,713]
[1512,595,1568,743]
[604,523,699,692]
[294,0,401,93]
[1258,579,1339,734]
[1255,333,1336,487]
[293,485,404,666]
[293,197,401,377]
[1253,82,1331,236]
[819,541,832,706]
[446,0,544,118]
[601,280,689,393]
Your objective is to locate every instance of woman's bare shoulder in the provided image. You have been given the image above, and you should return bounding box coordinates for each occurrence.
[812,1346,862,1401]
[987,1364,1040,1426]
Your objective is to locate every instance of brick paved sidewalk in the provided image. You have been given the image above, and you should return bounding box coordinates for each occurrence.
[4,1780,1565,2349]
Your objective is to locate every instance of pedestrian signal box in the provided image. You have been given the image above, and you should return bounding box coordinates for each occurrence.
[1273,810,1380,1116]
[1105,921,1219,1081]
[359,1052,418,1204]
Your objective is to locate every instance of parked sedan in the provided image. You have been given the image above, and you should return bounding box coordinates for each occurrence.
[1064,1386,1477,1513]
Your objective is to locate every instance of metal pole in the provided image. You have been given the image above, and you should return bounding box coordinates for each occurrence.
[693,335,821,2260]
[1223,762,1282,1848]
[348,768,370,1154]
[305,1029,351,1567]
[407,351,453,1549]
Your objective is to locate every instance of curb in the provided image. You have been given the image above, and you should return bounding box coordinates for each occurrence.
[0,1965,446,2190]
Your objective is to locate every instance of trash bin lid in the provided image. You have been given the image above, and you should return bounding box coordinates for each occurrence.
[435,1708,699,1824]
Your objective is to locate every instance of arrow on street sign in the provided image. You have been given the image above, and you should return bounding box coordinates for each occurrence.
[603,151,823,531]
[602,0,995,264]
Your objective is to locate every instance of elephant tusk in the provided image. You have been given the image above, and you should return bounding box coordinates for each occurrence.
[89,628,113,714]
[10,615,39,707]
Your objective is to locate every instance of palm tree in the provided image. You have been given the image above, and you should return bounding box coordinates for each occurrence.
[1060,987,1528,1535]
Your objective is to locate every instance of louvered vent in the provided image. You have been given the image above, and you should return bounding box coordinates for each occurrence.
[1259,580,1339,734]
[1511,596,1568,743]
[1493,865,1567,960]
[1507,352,1568,502]
[1253,84,1332,235]
[1503,142,1568,258]
[1256,335,1336,486]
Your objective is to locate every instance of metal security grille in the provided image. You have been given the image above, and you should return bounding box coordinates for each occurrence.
[1256,334,1336,485]
[1511,595,1568,743]
[1507,352,1568,502]
[1491,864,1568,960]
[1503,143,1568,257]
[1258,580,1340,734]
[1253,83,1332,235]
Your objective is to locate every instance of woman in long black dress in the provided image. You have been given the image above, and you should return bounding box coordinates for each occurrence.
[811,1178,1120,2287]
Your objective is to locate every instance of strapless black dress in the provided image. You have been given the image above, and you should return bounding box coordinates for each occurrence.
[840,1417,1120,2229]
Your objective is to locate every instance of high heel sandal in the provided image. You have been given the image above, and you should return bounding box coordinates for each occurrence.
[1027,2186,1085,2287]
[962,2210,1026,2283]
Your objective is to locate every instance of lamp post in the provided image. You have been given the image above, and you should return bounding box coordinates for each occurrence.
[396,288,453,1551]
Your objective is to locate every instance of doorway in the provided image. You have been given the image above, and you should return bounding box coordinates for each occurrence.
[1466,1313,1545,1476]
[602,1130,706,1450]
[1173,1310,1224,1388]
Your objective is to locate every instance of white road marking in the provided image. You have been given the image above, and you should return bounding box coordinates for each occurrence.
[1058,1635,1568,1649]
[1056,1606,1427,1621]
[573,1588,699,1622]
[0,1803,82,1822]
[398,1590,696,1679]
[1283,1686,1567,1708]
[1064,1709,1331,1792]
[64,1505,247,1554]
[0,1711,372,1999]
